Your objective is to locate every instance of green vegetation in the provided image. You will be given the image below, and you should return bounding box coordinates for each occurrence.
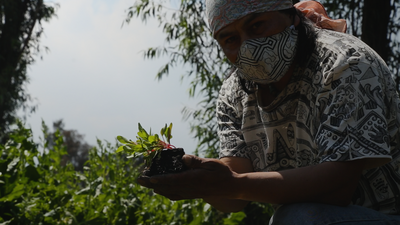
[0,0,57,140]
[5,0,397,223]
[0,121,271,224]
[117,123,175,167]
[0,0,273,223]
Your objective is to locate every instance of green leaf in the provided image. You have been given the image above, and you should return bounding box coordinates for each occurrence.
[117,136,129,144]
[116,146,125,153]
[25,165,40,182]
[123,145,136,153]
[0,184,25,202]
[7,158,20,172]
[131,144,144,152]
[137,130,148,140]
[167,123,173,143]
[148,134,159,143]
[76,187,90,195]
[0,219,13,225]
[44,208,58,217]
[223,212,246,225]
[138,123,149,138]
[160,125,166,136]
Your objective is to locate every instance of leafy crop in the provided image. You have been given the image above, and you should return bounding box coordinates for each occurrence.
[0,121,272,224]
[116,123,175,167]
[0,124,269,225]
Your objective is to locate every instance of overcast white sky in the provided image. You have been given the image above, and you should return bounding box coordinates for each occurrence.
[22,0,200,154]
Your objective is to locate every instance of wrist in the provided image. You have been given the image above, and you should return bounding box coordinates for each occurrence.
[228,172,248,200]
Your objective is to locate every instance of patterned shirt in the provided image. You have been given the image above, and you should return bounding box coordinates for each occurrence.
[216,28,400,214]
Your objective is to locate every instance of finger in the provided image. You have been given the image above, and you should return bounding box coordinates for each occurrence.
[149,173,176,185]
[153,190,184,201]
[182,154,208,169]
[149,171,191,185]
[153,182,205,199]
[137,176,157,188]
[154,190,196,201]
[183,155,222,171]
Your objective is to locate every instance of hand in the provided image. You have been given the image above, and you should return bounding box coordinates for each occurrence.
[137,155,238,201]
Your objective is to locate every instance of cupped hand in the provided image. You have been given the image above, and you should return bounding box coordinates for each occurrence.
[137,155,238,200]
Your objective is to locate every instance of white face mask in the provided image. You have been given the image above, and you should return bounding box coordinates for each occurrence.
[235,25,298,84]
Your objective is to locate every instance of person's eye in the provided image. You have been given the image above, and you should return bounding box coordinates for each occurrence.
[250,21,265,35]
[225,36,238,45]
[251,21,263,30]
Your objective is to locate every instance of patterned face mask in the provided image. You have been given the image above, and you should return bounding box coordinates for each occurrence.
[235,25,298,84]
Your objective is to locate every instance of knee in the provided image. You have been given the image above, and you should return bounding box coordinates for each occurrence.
[269,203,398,225]
[269,203,332,225]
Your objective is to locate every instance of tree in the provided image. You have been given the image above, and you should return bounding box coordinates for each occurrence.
[126,0,400,158]
[44,119,91,171]
[0,0,57,141]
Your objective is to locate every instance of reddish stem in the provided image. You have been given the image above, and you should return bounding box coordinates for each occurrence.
[159,141,176,149]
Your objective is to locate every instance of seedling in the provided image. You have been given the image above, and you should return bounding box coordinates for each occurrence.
[116,123,186,176]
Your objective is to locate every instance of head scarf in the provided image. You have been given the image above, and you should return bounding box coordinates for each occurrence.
[206,0,293,36]
[205,0,347,36]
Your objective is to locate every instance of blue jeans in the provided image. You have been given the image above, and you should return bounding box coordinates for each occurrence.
[269,203,400,225]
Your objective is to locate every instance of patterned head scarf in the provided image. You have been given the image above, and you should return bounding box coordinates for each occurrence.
[205,0,348,36]
[206,0,293,36]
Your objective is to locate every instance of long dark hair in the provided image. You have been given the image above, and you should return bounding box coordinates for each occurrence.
[234,7,318,93]
[281,7,317,67]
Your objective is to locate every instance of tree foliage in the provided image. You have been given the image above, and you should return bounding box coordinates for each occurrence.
[125,0,400,158]
[0,0,57,141]
[44,119,91,172]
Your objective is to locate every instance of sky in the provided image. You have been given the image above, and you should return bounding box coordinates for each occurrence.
[22,0,200,154]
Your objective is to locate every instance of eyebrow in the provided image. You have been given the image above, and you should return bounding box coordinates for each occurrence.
[242,12,263,27]
[215,13,263,40]
[216,30,236,40]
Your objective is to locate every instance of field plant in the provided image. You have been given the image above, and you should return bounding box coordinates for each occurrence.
[116,123,175,167]
[0,121,271,224]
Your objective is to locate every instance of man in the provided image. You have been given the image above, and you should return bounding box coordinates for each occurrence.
[139,0,400,223]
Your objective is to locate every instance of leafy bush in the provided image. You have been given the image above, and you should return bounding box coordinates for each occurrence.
[0,121,272,224]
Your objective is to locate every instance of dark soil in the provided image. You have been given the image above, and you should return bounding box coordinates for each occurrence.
[143,148,187,176]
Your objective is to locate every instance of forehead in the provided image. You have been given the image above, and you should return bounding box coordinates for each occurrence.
[215,12,261,39]
[215,11,280,39]
[206,0,293,35]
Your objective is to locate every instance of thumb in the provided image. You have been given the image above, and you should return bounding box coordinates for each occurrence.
[182,154,205,169]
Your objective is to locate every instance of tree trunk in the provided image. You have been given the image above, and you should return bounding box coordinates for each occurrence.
[361,0,391,61]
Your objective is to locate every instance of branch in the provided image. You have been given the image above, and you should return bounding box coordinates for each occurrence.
[18,0,42,61]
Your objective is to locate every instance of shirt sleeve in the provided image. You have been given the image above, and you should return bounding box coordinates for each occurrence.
[315,60,394,167]
[217,75,249,159]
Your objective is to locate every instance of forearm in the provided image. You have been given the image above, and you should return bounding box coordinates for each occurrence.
[139,156,366,211]
[231,160,365,206]
[201,158,359,212]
